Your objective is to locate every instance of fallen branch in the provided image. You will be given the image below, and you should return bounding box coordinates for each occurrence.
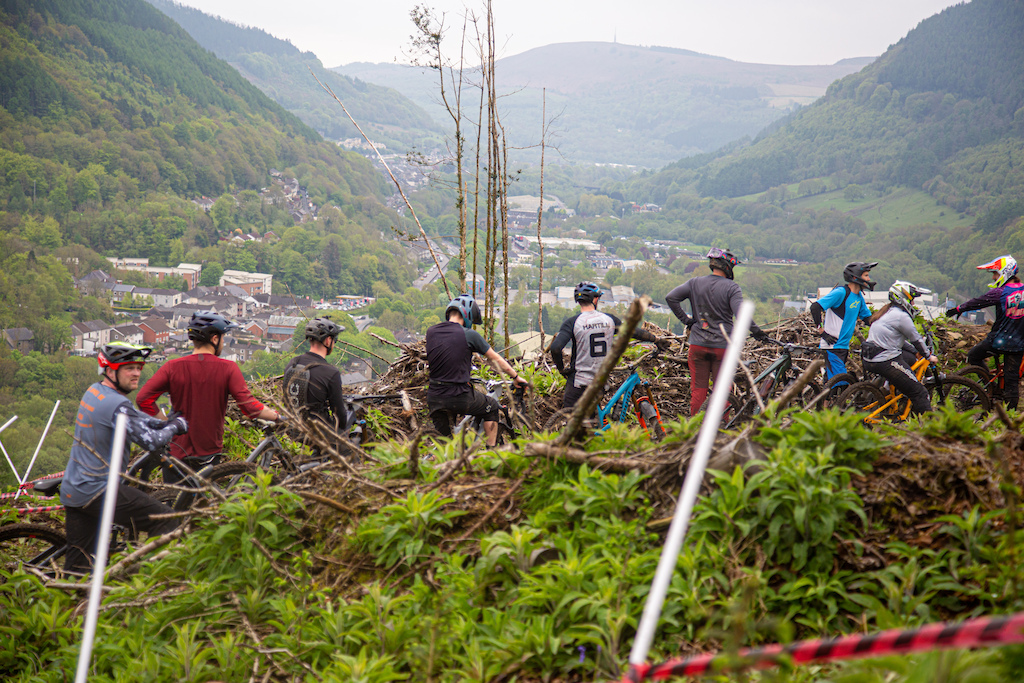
[297,490,356,514]
[523,442,644,473]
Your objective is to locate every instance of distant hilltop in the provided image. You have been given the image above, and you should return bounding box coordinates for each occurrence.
[336,41,874,167]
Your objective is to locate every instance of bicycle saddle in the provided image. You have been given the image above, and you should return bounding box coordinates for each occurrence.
[32,477,62,495]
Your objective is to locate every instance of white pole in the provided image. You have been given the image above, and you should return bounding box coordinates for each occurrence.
[14,401,60,500]
[629,300,754,666]
[74,412,128,683]
[0,415,18,479]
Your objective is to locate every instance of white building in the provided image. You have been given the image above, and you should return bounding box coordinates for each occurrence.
[221,269,273,295]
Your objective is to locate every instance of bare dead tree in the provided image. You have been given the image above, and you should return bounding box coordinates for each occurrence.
[536,88,547,348]
[310,70,452,299]
[409,6,469,286]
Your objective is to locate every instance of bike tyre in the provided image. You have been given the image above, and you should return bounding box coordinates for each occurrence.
[930,375,991,413]
[638,401,666,442]
[955,365,996,400]
[790,379,824,410]
[543,407,575,433]
[700,394,745,428]
[815,373,858,409]
[0,523,67,571]
[173,461,261,512]
[835,382,887,417]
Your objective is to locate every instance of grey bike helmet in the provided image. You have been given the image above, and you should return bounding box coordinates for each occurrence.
[445,294,483,329]
[305,317,344,343]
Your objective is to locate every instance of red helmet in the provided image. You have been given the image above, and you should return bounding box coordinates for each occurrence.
[98,342,152,374]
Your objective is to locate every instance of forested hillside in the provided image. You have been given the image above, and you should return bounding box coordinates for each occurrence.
[0,0,417,304]
[146,0,442,150]
[604,0,1024,298]
[682,0,1024,209]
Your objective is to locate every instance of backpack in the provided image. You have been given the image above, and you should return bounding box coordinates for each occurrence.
[282,360,322,413]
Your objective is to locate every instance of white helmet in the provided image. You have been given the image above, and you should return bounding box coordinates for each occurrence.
[888,280,931,313]
[977,255,1018,289]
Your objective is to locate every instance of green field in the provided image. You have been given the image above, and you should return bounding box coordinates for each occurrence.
[793,187,973,230]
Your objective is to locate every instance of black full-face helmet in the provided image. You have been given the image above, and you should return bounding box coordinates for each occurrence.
[843,262,879,291]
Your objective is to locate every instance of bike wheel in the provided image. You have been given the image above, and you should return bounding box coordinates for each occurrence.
[835,382,887,417]
[173,461,261,511]
[930,376,991,413]
[788,379,824,410]
[637,401,666,442]
[0,523,67,572]
[544,407,575,433]
[955,364,991,384]
[701,394,746,428]
[813,373,857,409]
[955,365,996,400]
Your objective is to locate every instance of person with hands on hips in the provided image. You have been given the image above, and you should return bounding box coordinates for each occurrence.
[810,261,877,380]
[665,248,769,416]
[861,281,936,416]
[946,255,1024,409]
[61,342,188,573]
[425,294,528,447]
[549,282,670,410]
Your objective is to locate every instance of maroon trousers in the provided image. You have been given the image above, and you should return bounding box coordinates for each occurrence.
[688,344,728,416]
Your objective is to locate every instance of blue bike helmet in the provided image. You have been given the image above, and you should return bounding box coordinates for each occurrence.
[574,282,602,305]
[445,294,483,329]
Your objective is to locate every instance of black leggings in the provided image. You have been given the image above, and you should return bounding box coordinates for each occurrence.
[65,486,179,573]
[967,336,1022,410]
[863,356,931,415]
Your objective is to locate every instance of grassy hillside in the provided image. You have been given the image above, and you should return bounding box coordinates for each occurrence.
[336,43,871,167]
[146,0,443,151]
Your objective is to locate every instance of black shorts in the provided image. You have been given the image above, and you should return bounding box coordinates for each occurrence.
[427,391,500,436]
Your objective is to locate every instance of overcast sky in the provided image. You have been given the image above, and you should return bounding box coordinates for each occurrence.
[173,0,963,68]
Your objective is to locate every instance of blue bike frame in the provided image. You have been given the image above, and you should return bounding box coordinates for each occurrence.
[596,370,659,432]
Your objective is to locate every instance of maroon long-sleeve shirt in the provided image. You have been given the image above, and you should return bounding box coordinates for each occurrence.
[136,354,264,459]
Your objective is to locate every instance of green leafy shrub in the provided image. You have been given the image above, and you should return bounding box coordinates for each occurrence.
[355,490,466,568]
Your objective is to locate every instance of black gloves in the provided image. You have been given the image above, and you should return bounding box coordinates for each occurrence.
[169,416,188,435]
[655,337,672,351]
[945,306,960,318]
[752,329,770,342]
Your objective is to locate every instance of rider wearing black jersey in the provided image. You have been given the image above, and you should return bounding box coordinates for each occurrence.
[283,317,350,431]
[550,282,667,409]
[425,294,529,446]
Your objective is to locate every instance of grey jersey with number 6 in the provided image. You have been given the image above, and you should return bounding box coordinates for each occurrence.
[551,310,621,388]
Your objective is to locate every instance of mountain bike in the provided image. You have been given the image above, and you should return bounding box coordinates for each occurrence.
[448,379,531,445]
[956,353,1024,405]
[709,340,835,429]
[544,346,666,441]
[836,349,990,422]
[0,453,253,572]
[241,393,404,470]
